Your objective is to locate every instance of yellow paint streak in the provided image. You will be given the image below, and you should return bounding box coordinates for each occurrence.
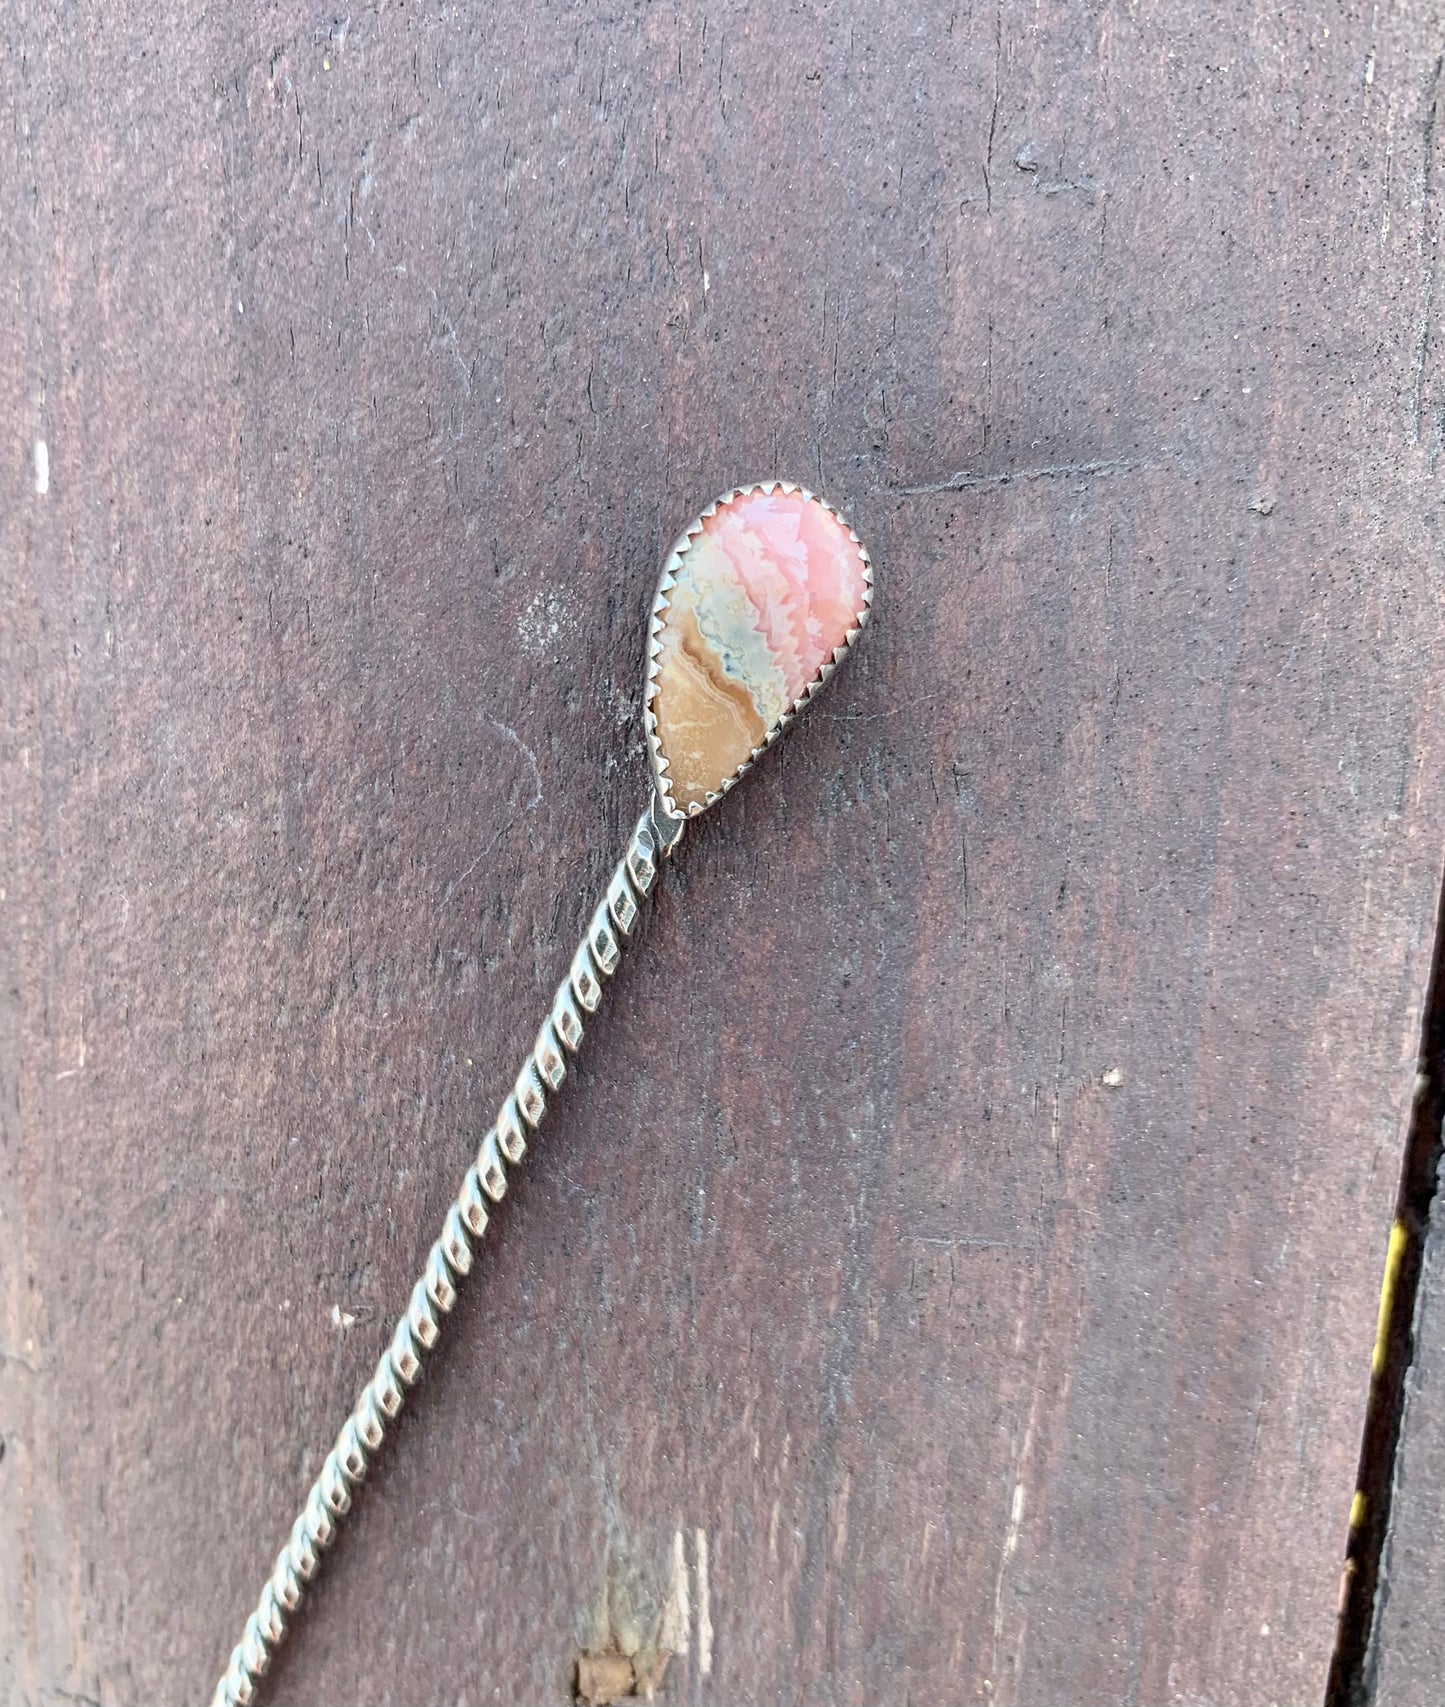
[1350,1489,1368,1531]
[1372,1218,1408,1380]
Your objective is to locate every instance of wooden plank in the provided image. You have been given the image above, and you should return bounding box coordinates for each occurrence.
[4,3,1443,1703]
[1329,882,1445,1705]
[1373,1196,1445,1707]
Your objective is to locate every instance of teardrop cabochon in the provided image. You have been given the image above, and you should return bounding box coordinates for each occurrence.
[645,481,874,818]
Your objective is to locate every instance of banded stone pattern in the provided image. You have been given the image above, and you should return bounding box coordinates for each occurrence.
[210,803,682,1707]
[646,482,872,817]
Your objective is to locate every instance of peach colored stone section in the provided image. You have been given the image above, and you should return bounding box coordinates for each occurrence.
[651,488,868,812]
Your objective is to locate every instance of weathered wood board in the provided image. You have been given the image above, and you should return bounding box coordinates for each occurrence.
[1374,1196,1445,1707]
[1364,1078,1445,1707]
[5,3,1445,1704]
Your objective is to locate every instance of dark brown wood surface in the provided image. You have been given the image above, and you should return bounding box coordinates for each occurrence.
[5,4,1444,1704]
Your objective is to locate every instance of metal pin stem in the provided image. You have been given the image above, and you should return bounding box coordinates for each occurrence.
[210,798,685,1707]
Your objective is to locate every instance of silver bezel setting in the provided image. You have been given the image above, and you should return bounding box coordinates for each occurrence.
[643,480,874,819]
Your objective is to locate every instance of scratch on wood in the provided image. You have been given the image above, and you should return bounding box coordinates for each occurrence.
[893,452,1178,497]
[983,1,1002,213]
[1408,54,1442,446]
[695,1527,714,1678]
[657,1529,690,1657]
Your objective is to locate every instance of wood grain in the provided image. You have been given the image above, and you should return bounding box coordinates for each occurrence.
[4,3,1444,1704]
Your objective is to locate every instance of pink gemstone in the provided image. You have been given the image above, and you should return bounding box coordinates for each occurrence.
[649,485,870,813]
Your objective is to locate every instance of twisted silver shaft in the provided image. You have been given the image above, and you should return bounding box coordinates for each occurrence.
[211,798,685,1707]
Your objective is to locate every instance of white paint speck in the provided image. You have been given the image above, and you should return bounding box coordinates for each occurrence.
[517,588,567,658]
[330,1303,357,1330]
[1102,1066,1124,1087]
[33,439,48,494]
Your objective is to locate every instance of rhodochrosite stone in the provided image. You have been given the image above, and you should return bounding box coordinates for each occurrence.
[648,485,870,813]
